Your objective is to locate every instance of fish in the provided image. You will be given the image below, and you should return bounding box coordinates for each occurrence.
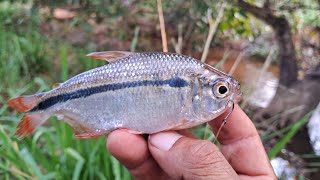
[7,51,241,139]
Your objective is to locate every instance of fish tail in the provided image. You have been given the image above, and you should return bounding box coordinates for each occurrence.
[15,112,50,139]
[7,93,43,113]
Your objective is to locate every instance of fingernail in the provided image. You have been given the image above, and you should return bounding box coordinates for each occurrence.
[149,131,183,151]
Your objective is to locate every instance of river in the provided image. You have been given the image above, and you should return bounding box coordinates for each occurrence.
[204,48,279,108]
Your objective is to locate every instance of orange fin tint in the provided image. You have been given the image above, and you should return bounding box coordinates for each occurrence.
[72,124,93,136]
[7,94,42,113]
[60,116,108,139]
[86,51,133,63]
[15,113,49,139]
[74,130,109,138]
[118,128,143,134]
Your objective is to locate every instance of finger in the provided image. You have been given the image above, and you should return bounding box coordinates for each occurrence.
[209,105,276,178]
[106,130,166,179]
[210,104,257,144]
[148,131,238,179]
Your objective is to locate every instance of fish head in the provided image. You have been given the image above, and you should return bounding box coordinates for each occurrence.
[193,65,242,120]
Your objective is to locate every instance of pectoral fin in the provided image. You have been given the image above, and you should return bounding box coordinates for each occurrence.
[86,51,133,63]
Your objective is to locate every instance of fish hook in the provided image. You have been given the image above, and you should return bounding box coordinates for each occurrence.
[214,100,235,144]
[222,100,235,124]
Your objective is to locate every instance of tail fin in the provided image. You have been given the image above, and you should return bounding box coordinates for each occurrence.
[15,112,50,139]
[7,94,43,113]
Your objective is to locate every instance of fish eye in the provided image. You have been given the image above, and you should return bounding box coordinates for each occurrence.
[218,85,228,94]
[213,81,230,98]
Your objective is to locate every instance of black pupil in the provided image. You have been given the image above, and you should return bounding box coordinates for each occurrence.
[218,85,228,94]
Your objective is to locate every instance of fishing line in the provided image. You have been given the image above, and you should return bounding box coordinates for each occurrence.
[214,100,234,144]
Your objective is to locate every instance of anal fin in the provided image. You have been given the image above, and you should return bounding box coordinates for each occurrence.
[15,112,50,139]
[61,115,109,139]
[74,130,109,138]
[118,128,143,134]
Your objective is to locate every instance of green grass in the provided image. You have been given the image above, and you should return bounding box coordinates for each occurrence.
[267,111,313,159]
[0,41,131,180]
[0,2,131,179]
[0,1,318,179]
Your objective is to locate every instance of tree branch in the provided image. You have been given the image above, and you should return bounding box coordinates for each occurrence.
[278,4,320,11]
[231,0,278,27]
[231,0,298,87]
[157,0,168,52]
[201,2,227,63]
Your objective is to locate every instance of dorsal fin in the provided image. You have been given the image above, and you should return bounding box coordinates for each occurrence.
[86,51,133,63]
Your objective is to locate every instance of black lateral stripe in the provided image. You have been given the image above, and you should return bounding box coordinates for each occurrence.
[32,77,189,111]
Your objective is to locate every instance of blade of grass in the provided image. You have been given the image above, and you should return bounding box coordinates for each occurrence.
[307,162,320,167]
[302,154,320,158]
[262,122,296,141]
[110,156,122,180]
[20,148,44,178]
[130,26,140,52]
[65,148,85,180]
[60,46,69,81]
[268,111,314,159]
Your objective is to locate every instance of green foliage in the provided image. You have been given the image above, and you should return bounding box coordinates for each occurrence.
[267,111,313,159]
[220,5,257,39]
[0,1,130,179]
[300,0,320,28]
[0,2,51,93]
[1,0,319,179]
[0,117,131,179]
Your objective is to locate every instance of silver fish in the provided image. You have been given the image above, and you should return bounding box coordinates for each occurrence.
[7,51,241,138]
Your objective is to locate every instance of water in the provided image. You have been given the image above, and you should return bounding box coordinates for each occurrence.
[205,49,320,179]
[308,103,320,155]
[244,64,278,108]
[271,157,297,180]
[206,48,278,108]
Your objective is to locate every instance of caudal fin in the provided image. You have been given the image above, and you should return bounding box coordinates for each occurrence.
[7,94,42,113]
[15,112,50,139]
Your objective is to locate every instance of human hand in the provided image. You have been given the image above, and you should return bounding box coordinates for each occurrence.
[106,105,276,179]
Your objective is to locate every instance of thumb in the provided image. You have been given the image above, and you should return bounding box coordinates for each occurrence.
[148,131,238,180]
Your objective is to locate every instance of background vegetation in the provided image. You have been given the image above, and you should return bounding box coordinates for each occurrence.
[0,0,319,179]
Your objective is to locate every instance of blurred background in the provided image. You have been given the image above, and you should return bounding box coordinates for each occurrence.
[0,0,319,179]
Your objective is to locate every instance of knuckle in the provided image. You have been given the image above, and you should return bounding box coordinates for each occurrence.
[183,140,224,170]
[172,139,236,179]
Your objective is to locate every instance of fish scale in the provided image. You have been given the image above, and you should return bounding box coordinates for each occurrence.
[7,51,241,139]
[59,53,198,93]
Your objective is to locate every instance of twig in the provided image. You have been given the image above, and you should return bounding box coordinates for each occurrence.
[214,49,233,69]
[157,0,168,52]
[258,47,275,82]
[171,23,183,54]
[240,47,275,108]
[130,26,140,52]
[201,2,227,63]
[228,52,244,75]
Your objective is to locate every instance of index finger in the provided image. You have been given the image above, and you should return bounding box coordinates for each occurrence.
[209,105,276,177]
